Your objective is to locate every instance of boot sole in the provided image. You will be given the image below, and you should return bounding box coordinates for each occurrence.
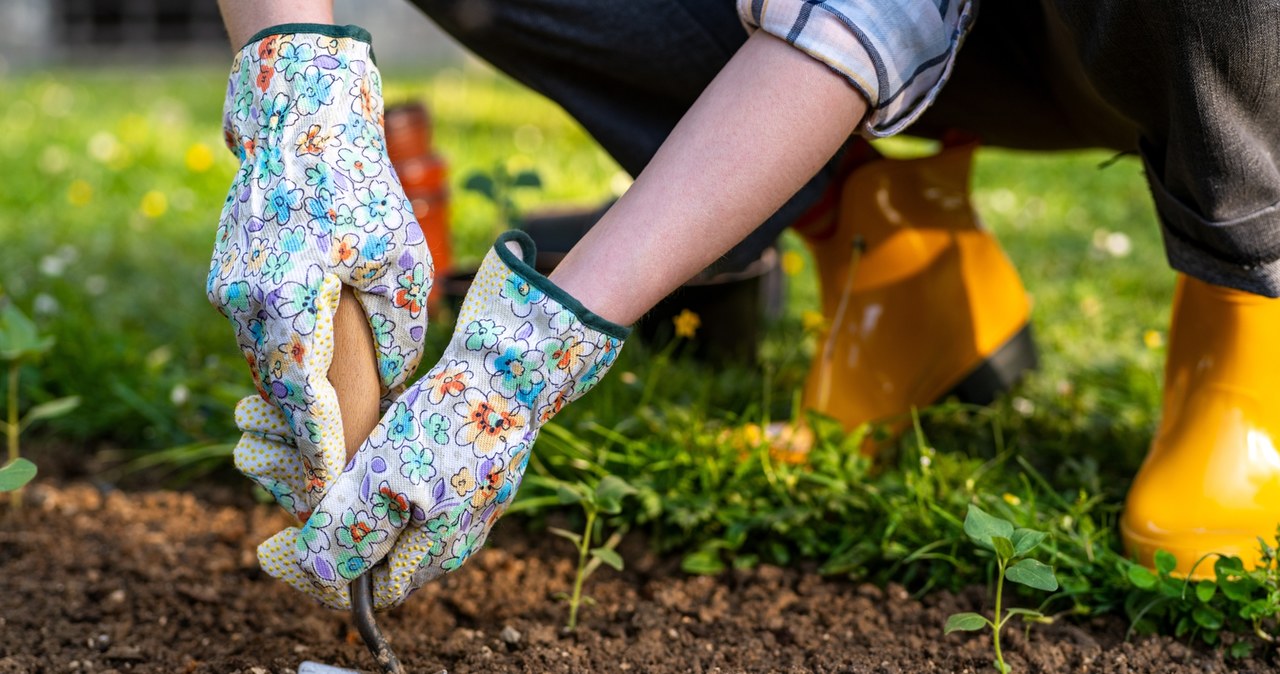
[944,324,1038,406]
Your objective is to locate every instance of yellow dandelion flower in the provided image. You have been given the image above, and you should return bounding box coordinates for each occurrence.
[1002,492,1022,506]
[185,143,214,173]
[673,308,701,339]
[801,310,826,334]
[1143,330,1163,350]
[140,190,168,219]
[67,179,92,207]
[781,250,805,276]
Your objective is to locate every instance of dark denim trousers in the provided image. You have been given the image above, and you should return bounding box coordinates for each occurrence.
[409,0,1280,296]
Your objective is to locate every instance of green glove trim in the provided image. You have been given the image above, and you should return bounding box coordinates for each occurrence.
[494,230,633,340]
[241,23,376,62]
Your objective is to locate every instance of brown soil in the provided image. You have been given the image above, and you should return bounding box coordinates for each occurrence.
[1,482,1276,674]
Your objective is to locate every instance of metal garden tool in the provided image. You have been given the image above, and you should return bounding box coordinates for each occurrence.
[299,574,406,674]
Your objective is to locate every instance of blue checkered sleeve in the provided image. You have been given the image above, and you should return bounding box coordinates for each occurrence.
[738,0,976,137]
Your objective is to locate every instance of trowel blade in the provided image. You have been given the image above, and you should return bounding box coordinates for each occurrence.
[298,661,362,674]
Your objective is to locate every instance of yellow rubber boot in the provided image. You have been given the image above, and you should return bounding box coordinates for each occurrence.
[799,138,1034,452]
[1121,275,1280,576]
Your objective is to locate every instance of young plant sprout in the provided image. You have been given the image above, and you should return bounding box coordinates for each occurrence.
[0,303,79,508]
[546,474,636,631]
[945,504,1059,673]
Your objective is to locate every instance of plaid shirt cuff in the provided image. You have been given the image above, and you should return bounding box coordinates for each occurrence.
[738,0,976,137]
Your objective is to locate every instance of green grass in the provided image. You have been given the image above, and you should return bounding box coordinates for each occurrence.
[4,64,1273,650]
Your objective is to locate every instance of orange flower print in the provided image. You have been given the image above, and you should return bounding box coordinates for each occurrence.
[285,333,306,365]
[223,127,239,154]
[425,360,470,404]
[454,390,526,458]
[450,467,475,497]
[267,352,287,382]
[257,35,279,61]
[331,233,360,267]
[244,350,270,401]
[244,237,268,273]
[356,78,376,121]
[392,263,429,318]
[544,334,590,373]
[351,259,387,283]
[539,388,571,424]
[294,124,334,156]
[471,466,502,508]
[302,456,326,494]
[256,64,275,92]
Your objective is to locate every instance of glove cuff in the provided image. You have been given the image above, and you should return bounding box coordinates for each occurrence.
[491,230,632,340]
[240,23,375,61]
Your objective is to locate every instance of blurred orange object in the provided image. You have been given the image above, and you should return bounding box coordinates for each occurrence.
[385,102,452,312]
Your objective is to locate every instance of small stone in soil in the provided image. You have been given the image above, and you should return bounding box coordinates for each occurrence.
[499,625,522,645]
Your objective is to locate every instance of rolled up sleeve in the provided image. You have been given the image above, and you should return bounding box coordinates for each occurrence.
[738,0,976,137]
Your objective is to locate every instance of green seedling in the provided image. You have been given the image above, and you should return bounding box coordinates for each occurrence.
[546,474,636,631]
[945,504,1059,673]
[462,162,542,239]
[0,303,78,508]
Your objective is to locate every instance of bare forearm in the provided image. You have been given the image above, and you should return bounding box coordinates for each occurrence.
[217,0,335,47]
[549,32,867,326]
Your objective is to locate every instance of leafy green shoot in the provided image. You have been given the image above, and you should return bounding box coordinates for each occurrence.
[945,504,1059,673]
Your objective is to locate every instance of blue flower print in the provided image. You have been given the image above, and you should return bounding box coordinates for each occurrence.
[261,92,295,144]
[463,319,505,351]
[261,251,293,284]
[295,509,333,554]
[502,274,546,318]
[278,226,307,254]
[357,181,397,230]
[275,265,325,335]
[304,162,332,191]
[254,144,285,187]
[304,189,335,233]
[260,477,299,517]
[294,66,336,116]
[274,40,316,80]
[422,412,450,444]
[441,530,482,572]
[264,179,302,225]
[360,232,392,262]
[337,146,382,182]
[335,551,368,581]
[385,400,419,444]
[378,345,406,384]
[334,203,358,232]
[369,313,394,348]
[399,444,437,485]
[485,342,546,395]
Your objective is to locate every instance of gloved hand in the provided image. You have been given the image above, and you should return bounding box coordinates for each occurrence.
[253,231,629,609]
[206,25,432,519]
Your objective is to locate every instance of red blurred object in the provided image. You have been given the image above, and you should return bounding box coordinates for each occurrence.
[385,102,451,313]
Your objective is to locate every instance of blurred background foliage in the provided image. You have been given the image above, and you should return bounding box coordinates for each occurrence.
[0,64,1169,473]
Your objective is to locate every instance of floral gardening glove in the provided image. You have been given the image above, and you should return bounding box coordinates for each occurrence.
[254,231,629,610]
[206,25,432,519]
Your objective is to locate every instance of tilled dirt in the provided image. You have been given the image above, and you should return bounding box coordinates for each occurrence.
[1,482,1275,673]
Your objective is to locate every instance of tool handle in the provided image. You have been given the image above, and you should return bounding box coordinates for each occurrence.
[352,573,405,674]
